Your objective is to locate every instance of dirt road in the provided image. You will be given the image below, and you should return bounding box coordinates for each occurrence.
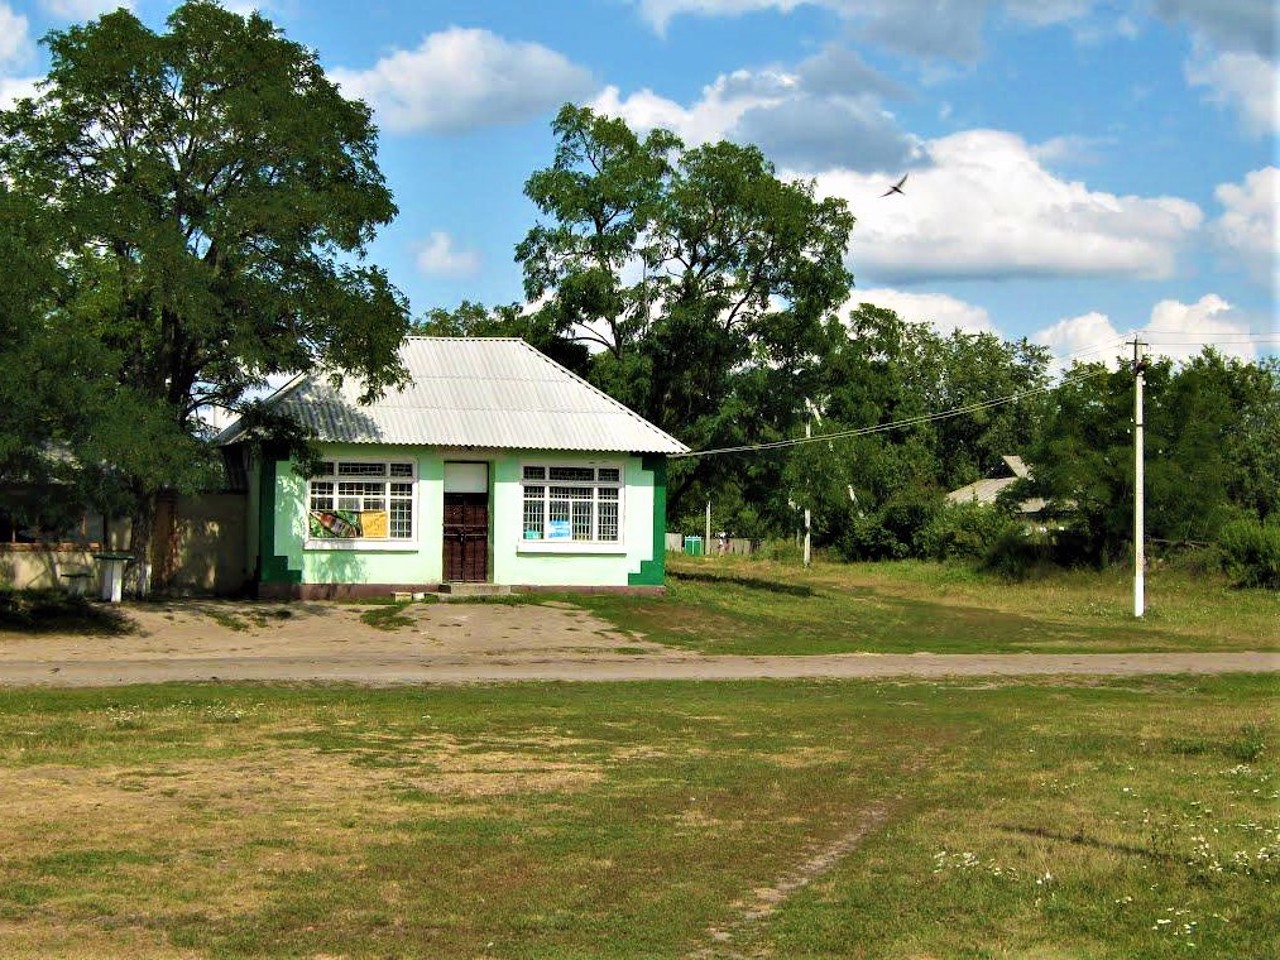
[1,599,1275,687]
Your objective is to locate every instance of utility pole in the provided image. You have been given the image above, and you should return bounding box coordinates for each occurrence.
[705,499,711,559]
[803,418,812,568]
[1131,337,1146,618]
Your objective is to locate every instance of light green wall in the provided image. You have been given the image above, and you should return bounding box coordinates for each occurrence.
[267,446,662,586]
[490,453,658,587]
[269,446,444,586]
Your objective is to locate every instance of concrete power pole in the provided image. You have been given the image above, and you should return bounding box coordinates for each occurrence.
[705,499,711,559]
[803,418,812,568]
[1132,338,1146,618]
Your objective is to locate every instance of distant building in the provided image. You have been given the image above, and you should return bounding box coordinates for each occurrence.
[945,456,1046,516]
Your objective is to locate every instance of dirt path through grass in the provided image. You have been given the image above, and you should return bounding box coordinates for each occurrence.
[691,804,893,959]
[0,598,1274,685]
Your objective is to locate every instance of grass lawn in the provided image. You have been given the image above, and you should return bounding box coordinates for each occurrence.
[569,554,1280,655]
[1,676,1275,958]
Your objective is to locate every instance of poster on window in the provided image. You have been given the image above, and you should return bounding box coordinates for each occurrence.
[310,510,362,539]
[359,510,388,538]
[547,519,572,541]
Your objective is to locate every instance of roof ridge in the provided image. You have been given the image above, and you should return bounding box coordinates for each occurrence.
[217,337,689,454]
[403,335,525,342]
[511,339,689,452]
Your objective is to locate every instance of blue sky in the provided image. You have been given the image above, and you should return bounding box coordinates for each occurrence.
[2,0,1276,367]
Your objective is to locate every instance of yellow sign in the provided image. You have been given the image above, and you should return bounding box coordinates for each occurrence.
[359,510,388,538]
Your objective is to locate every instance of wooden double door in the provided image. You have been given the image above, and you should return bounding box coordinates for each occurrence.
[443,492,488,582]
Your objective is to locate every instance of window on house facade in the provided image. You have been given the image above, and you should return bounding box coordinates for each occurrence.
[521,464,622,543]
[307,461,415,541]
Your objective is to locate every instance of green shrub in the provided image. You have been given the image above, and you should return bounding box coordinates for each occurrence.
[1217,517,1280,589]
[835,514,910,561]
[834,487,944,562]
[982,530,1055,581]
[918,502,1021,561]
[756,538,804,563]
[1157,543,1219,578]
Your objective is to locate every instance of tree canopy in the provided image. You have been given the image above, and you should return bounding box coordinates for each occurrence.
[410,108,1277,583]
[1025,351,1280,565]
[514,104,856,511]
[0,1,409,582]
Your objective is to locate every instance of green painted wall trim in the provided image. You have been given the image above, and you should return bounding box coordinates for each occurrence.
[629,455,667,587]
[258,457,301,585]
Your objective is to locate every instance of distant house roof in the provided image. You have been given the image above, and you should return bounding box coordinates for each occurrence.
[216,337,689,455]
[946,455,1045,514]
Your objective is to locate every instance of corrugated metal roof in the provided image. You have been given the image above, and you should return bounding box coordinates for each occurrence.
[216,337,689,455]
[946,459,1045,514]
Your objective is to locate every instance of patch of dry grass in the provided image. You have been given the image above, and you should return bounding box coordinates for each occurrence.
[0,678,1274,958]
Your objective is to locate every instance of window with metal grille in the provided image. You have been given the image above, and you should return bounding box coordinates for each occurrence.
[520,464,623,544]
[306,460,415,541]
[337,461,387,477]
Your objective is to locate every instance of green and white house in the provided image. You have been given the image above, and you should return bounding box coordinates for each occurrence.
[218,338,688,598]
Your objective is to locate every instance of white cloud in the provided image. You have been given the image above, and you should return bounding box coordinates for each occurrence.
[637,0,804,35]
[638,1,1106,60]
[1033,295,1269,370]
[1210,167,1278,291]
[1031,134,1111,166]
[1154,0,1275,59]
[599,77,1204,283]
[1004,0,1098,27]
[0,75,39,110]
[40,0,133,18]
[807,129,1202,284]
[415,231,481,279]
[1034,311,1125,369]
[331,28,595,135]
[0,3,32,70]
[851,287,995,335]
[638,1,987,57]
[221,1,272,15]
[593,80,746,146]
[1186,48,1278,136]
[593,51,920,172]
[1144,294,1265,362]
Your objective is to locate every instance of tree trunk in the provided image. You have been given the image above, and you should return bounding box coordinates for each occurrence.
[129,493,156,598]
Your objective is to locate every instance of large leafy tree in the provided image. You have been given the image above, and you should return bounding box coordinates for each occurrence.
[788,305,1051,559]
[516,105,855,513]
[1026,349,1280,564]
[0,1,409,587]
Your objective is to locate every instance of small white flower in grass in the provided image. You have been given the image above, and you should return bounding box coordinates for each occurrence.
[1036,870,1053,885]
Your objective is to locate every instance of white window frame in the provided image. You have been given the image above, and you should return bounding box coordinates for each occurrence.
[517,462,626,555]
[304,458,418,551]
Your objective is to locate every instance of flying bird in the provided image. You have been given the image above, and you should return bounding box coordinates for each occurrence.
[881,174,908,197]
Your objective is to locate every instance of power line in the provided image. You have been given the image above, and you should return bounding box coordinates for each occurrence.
[1055,335,1128,361]
[1141,335,1277,344]
[671,366,1111,460]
